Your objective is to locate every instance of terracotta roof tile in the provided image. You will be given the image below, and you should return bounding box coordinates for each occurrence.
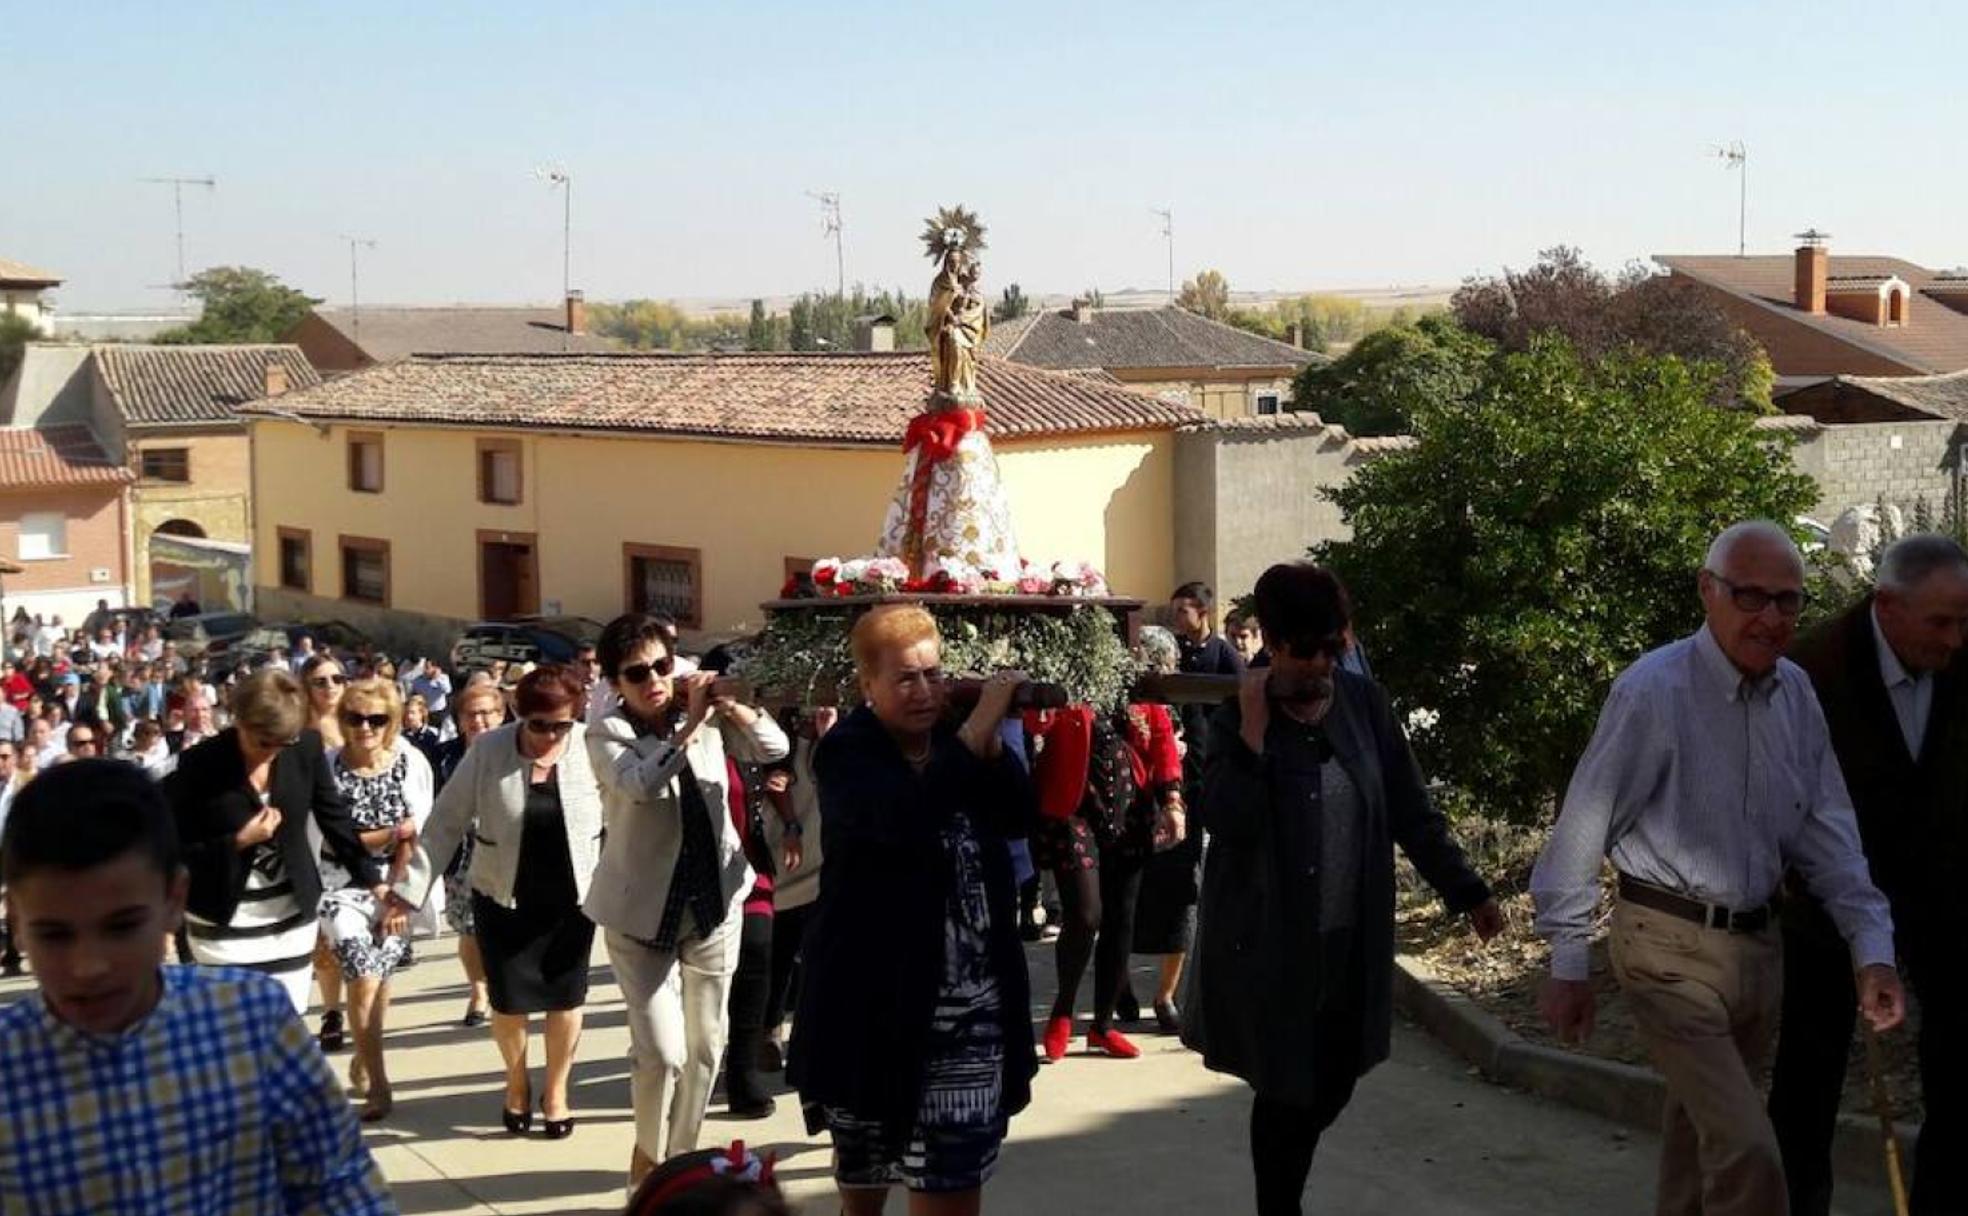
[237,351,1203,443]
[1830,370,1968,421]
[1656,254,1968,373]
[981,305,1319,373]
[0,425,132,489]
[307,307,624,359]
[94,344,320,428]
[0,258,62,287]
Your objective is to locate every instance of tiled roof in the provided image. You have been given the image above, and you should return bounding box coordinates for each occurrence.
[0,258,62,287]
[0,425,132,489]
[237,351,1203,443]
[1655,254,1968,373]
[94,345,321,428]
[1831,370,1968,422]
[982,305,1320,373]
[305,306,624,359]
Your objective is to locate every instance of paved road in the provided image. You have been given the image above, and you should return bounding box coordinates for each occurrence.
[0,936,1897,1214]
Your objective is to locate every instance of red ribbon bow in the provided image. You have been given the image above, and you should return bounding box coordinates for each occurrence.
[901,409,988,574]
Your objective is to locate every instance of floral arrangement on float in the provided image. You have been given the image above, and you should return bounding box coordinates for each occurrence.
[787,556,1111,600]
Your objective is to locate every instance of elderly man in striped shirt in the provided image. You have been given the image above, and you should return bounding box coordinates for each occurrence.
[1531,520,1905,1216]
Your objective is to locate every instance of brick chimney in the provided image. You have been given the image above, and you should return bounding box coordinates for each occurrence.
[564,290,587,336]
[1070,298,1093,324]
[263,360,290,397]
[1285,322,1304,349]
[1794,230,1830,314]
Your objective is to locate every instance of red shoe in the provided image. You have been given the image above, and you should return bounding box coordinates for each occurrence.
[1086,1027,1141,1059]
[1043,1015,1073,1062]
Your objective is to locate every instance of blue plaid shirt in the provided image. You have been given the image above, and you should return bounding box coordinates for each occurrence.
[0,965,395,1215]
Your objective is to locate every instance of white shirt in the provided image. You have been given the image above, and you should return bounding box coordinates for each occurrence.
[1871,606,1933,760]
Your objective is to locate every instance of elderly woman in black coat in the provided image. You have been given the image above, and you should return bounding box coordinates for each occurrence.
[789,604,1038,1216]
[1183,563,1502,1216]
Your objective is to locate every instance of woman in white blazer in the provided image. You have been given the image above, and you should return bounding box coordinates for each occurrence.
[583,613,789,1191]
[398,664,603,1140]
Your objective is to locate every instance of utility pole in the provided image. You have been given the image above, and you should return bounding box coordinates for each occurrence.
[809,191,844,297]
[538,166,572,348]
[1714,141,1747,257]
[139,175,217,290]
[1152,206,1174,301]
[340,236,378,347]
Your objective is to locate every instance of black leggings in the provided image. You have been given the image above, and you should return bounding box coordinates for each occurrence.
[1249,1009,1365,1216]
[764,901,811,1033]
[1049,852,1143,1030]
[722,912,774,1108]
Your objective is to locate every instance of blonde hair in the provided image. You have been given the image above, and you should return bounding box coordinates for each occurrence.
[340,676,403,752]
[850,604,941,679]
[231,668,306,740]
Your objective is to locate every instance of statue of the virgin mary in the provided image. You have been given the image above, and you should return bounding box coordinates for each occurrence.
[875,207,1022,582]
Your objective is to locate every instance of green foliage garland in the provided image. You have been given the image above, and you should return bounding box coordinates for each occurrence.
[742,603,1140,710]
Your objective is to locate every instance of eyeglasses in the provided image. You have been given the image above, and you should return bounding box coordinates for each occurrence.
[309,674,347,689]
[1708,573,1808,618]
[524,718,576,738]
[338,711,391,729]
[618,658,675,684]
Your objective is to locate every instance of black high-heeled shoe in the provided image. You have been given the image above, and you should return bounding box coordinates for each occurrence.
[540,1112,576,1140]
[317,1009,345,1053]
[502,1105,532,1135]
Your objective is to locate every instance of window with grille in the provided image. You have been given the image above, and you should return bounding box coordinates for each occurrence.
[340,536,389,605]
[479,440,522,505]
[624,544,701,628]
[140,447,190,482]
[347,433,384,493]
[1254,392,1281,416]
[278,528,311,592]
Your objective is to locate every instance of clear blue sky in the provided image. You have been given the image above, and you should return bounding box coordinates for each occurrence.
[9,0,1964,311]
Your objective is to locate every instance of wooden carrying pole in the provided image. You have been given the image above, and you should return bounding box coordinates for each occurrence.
[1863,1022,1911,1216]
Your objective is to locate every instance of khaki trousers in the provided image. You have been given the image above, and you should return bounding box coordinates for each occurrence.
[1609,895,1787,1216]
[604,917,742,1163]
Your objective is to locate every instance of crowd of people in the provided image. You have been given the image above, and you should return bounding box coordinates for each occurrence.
[0,525,1961,1215]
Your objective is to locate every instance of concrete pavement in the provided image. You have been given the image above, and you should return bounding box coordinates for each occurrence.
[0,935,1897,1214]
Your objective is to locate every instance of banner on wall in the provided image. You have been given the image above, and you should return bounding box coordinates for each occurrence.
[148,534,252,614]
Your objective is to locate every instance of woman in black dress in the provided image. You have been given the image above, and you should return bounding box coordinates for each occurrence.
[396,665,603,1139]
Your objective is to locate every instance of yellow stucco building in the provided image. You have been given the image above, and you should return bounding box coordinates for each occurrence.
[244,351,1197,656]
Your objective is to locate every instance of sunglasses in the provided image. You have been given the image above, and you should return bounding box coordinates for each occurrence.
[309,674,347,688]
[338,711,391,729]
[618,658,675,685]
[524,717,576,738]
[254,733,301,750]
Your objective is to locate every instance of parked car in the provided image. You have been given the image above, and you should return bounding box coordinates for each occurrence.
[233,619,373,669]
[451,615,603,673]
[162,610,260,662]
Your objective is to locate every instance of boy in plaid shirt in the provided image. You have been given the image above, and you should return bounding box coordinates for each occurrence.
[0,759,395,1215]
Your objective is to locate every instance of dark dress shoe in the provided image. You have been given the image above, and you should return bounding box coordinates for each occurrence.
[1154,998,1182,1035]
[1114,992,1141,1023]
[727,1096,777,1120]
[541,1114,576,1140]
[502,1106,532,1135]
[462,1007,488,1028]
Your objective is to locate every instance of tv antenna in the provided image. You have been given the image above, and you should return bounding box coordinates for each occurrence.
[808,191,844,297]
[139,175,216,290]
[1711,141,1747,257]
[340,235,378,347]
[1151,207,1174,301]
[535,165,573,348]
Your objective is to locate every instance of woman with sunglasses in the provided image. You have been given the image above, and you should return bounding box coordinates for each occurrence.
[316,675,433,1122]
[301,653,349,750]
[164,668,384,1016]
[585,613,788,1190]
[394,665,602,1138]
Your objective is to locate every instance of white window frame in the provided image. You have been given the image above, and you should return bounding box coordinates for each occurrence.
[18,512,67,561]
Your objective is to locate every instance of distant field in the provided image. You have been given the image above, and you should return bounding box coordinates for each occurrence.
[649,284,1456,321]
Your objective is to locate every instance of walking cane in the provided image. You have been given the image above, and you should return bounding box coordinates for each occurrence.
[1861,1021,1911,1216]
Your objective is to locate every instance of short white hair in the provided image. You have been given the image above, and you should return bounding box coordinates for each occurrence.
[1703,520,1801,575]
[1877,533,1968,593]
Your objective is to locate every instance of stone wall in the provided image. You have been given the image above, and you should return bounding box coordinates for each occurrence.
[1774,416,1963,522]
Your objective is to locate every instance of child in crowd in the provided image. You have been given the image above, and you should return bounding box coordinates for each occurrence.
[625,1142,789,1216]
[0,759,397,1215]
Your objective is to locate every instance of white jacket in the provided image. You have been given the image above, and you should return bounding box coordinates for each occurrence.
[582,706,788,942]
[401,722,605,912]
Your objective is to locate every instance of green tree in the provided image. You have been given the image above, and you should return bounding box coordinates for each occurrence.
[1289,313,1491,436]
[994,283,1029,323]
[1453,246,1774,411]
[156,266,320,344]
[746,299,775,350]
[1317,337,1817,824]
[0,313,38,385]
[1176,269,1230,320]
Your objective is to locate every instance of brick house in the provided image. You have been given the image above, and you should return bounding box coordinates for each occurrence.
[1656,235,1968,379]
[0,425,134,623]
[983,303,1320,420]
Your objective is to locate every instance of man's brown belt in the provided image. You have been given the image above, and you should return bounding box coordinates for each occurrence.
[1616,873,1772,934]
